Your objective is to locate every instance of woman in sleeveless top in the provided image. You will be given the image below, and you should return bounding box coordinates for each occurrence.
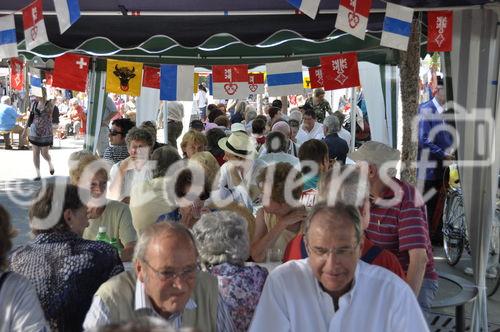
[251,162,307,262]
[27,91,55,180]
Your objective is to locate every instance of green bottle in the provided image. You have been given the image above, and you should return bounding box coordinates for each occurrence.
[110,237,124,255]
[96,226,111,243]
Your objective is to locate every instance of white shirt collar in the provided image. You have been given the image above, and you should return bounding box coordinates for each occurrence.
[134,279,197,322]
[308,259,359,311]
[432,97,445,114]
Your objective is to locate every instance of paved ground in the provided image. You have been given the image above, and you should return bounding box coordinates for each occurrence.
[1,136,499,327]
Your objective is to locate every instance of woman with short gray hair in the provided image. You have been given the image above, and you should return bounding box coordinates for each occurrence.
[192,211,268,332]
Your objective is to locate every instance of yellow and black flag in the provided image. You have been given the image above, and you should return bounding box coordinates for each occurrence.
[106,59,143,96]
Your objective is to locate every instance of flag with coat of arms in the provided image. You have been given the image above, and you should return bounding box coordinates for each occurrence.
[335,0,372,40]
[22,0,49,51]
[52,53,90,92]
[320,52,360,91]
[380,3,414,51]
[308,66,324,89]
[212,65,249,99]
[106,59,143,96]
[10,58,24,91]
[427,11,453,52]
[247,73,265,94]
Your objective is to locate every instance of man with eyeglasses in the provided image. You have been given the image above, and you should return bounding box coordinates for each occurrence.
[83,222,236,331]
[103,118,135,164]
[249,203,428,332]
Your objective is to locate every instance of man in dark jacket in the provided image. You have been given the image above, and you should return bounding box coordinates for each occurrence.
[417,78,454,241]
[322,115,349,164]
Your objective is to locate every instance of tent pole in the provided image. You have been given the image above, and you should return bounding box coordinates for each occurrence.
[350,87,356,151]
[163,101,169,145]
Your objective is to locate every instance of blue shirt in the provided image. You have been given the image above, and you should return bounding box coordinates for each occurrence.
[0,103,19,131]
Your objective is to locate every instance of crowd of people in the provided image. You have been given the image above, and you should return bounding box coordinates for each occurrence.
[0,86,442,332]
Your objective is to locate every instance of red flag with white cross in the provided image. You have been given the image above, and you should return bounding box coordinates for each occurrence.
[52,53,90,92]
[320,52,360,91]
[10,58,24,91]
[308,66,324,89]
[427,11,453,52]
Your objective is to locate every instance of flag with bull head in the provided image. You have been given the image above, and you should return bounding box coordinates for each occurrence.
[106,59,143,96]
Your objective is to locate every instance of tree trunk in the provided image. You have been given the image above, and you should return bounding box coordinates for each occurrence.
[398,18,421,185]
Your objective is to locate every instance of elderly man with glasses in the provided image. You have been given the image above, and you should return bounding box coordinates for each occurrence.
[249,202,428,332]
[83,222,236,331]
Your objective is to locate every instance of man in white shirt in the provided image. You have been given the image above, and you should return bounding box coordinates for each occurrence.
[296,109,324,145]
[249,202,428,332]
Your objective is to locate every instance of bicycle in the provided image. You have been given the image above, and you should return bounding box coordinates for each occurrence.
[441,165,500,297]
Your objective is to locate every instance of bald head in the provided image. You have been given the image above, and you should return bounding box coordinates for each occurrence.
[134,222,197,262]
[304,203,362,244]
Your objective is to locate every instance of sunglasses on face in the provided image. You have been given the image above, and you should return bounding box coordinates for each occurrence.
[109,130,123,136]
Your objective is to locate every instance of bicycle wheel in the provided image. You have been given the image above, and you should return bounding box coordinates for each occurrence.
[442,190,465,266]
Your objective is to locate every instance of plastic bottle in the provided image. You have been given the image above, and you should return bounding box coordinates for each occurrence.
[96,226,111,243]
[109,237,124,255]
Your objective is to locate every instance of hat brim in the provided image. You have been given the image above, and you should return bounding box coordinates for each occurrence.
[347,149,366,163]
[218,137,255,159]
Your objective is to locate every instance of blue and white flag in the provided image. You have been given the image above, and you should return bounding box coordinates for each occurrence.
[30,74,43,97]
[380,3,414,51]
[0,15,18,60]
[160,64,194,101]
[266,60,304,97]
[53,0,81,33]
[287,0,321,19]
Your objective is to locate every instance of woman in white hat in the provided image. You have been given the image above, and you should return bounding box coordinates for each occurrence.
[214,131,267,210]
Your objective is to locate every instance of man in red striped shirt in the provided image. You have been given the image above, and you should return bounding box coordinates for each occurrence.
[348,141,438,312]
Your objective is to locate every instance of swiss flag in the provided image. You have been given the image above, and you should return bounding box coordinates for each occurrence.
[212,65,249,99]
[142,66,160,89]
[52,53,90,92]
[320,52,360,91]
[428,11,453,52]
[10,58,24,91]
[308,66,324,89]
